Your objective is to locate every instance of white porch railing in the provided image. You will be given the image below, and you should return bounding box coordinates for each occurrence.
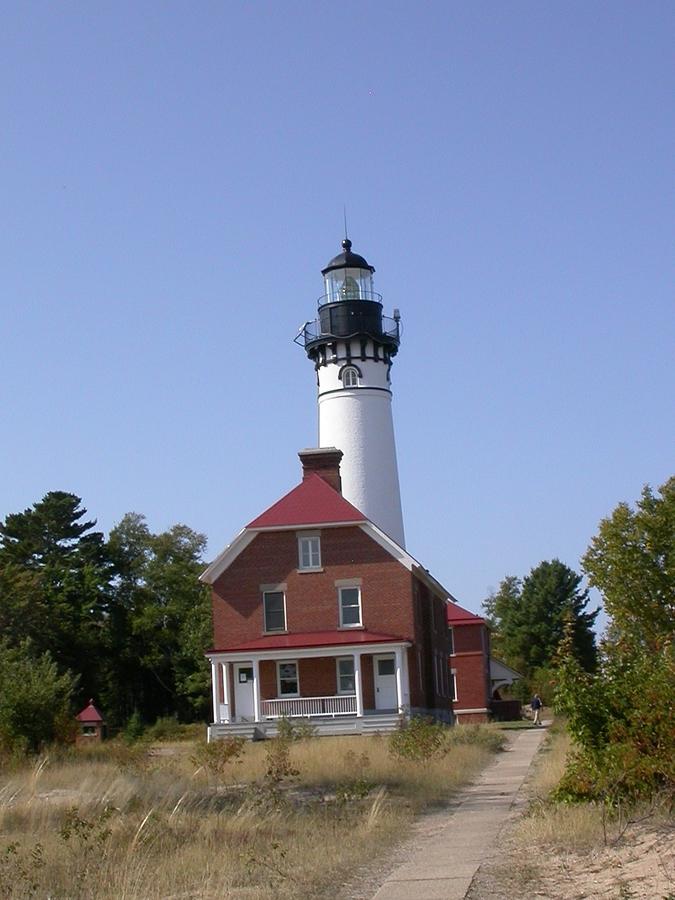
[261,695,357,718]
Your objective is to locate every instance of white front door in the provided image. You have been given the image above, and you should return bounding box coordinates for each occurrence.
[374,655,397,710]
[234,664,255,721]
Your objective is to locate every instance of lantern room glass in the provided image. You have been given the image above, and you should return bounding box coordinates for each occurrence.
[323,267,374,303]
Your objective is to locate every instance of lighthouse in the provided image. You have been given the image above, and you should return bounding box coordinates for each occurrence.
[295,239,406,547]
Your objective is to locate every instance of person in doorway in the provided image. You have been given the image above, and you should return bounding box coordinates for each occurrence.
[530,693,543,726]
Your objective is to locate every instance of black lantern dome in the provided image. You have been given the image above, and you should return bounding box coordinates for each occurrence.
[321,238,375,276]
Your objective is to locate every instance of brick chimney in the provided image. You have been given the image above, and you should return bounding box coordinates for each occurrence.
[298,447,343,493]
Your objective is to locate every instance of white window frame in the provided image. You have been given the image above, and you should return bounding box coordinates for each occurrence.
[336,657,356,695]
[297,532,322,571]
[342,366,359,388]
[263,589,287,633]
[277,660,300,697]
[450,669,458,702]
[338,585,362,628]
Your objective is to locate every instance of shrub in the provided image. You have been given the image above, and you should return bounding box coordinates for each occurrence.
[276,716,317,742]
[191,736,246,779]
[144,716,185,742]
[0,640,78,755]
[555,630,674,804]
[264,737,299,784]
[388,716,451,762]
[122,710,145,744]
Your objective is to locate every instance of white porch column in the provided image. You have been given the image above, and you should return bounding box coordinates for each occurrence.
[252,658,261,723]
[354,652,363,717]
[222,662,231,723]
[401,649,411,710]
[394,647,404,715]
[210,659,219,724]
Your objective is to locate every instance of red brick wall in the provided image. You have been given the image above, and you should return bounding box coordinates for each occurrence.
[212,526,415,648]
[299,657,336,696]
[361,655,375,710]
[260,660,276,699]
[453,622,484,654]
[411,576,451,711]
[450,623,490,714]
[454,711,489,724]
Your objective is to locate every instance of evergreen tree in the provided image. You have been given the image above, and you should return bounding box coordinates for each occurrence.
[0,492,112,697]
[484,559,598,680]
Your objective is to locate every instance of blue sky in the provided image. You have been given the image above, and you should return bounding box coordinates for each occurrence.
[2,2,673,625]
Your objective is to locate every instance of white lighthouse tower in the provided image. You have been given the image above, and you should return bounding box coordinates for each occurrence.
[296,239,406,547]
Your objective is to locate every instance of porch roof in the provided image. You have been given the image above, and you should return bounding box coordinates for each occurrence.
[208,629,405,653]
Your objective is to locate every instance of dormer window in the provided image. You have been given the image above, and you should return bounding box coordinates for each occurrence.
[342,366,359,388]
[298,533,321,571]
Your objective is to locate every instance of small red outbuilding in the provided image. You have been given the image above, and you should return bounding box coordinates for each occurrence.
[75,699,106,743]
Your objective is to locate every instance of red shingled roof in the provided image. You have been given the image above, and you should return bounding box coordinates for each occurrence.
[247,473,367,529]
[210,630,405,653]
[446,602,486,625]
[75,700,104,723]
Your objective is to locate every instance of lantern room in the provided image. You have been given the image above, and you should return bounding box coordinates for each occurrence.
[321,238,375,303]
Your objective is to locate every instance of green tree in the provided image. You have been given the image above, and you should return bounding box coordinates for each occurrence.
[484,559,598,682]
[554,477,675,803]
[0,640,79,754]
[0,492,112,696]
[582,476,675,651]
[106,514,211,724]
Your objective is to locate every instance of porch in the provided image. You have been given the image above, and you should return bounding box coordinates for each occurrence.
[207,711,402,742]
[207,633,412,740]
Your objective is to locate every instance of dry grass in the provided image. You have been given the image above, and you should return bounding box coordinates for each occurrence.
[466,721,675,900]
[0,729,500,899]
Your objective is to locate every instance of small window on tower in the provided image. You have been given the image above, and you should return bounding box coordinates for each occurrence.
[342,367,359,388]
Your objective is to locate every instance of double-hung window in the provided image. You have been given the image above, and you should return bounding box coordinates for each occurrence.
[298,533,321,570]
[450,669,458,702]
[339,586,362,628]
[277,661,299,697]
[263,590,286,633]
[336,657,355,694]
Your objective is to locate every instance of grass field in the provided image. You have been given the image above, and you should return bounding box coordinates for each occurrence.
[0,724,504,899]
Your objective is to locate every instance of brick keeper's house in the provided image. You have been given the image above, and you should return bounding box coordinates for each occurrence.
[202,448,453,740]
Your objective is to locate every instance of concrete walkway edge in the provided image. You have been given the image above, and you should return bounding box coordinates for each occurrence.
[370,726,548,900]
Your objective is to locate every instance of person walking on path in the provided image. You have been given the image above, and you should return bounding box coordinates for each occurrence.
[530,693,543,726]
